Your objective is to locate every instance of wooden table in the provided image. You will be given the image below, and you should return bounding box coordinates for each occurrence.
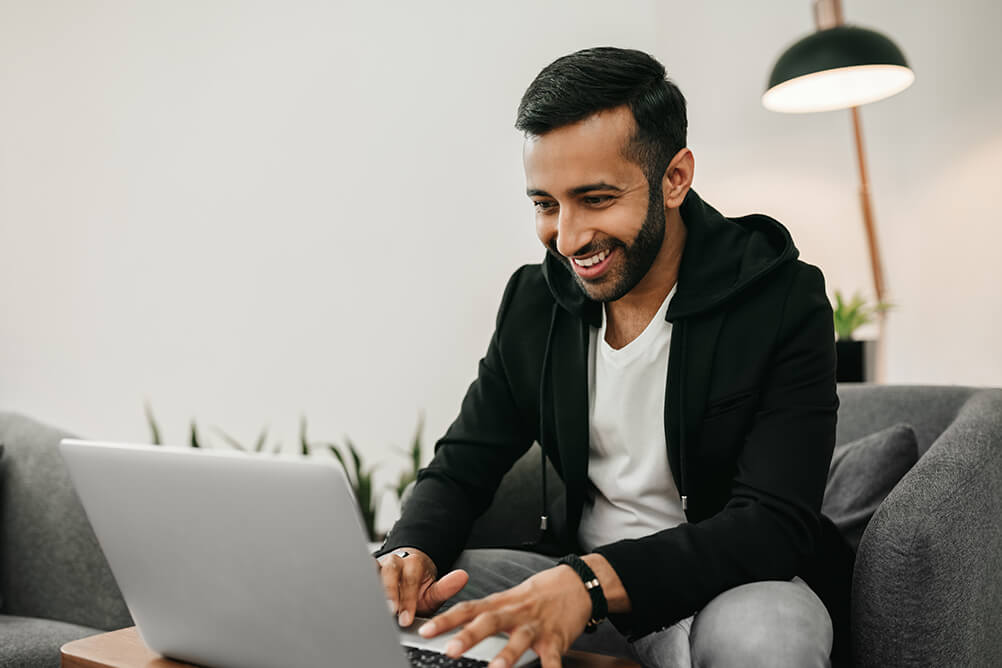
[62,627,640,667]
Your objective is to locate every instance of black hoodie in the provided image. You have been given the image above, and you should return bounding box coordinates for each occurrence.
[380,189,854,655]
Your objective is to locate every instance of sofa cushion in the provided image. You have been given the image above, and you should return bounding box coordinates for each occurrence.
[822,422,919,550]
[0,412,132,630]
[0,614,100,668]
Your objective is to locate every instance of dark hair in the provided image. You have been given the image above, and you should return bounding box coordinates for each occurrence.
[515,47,687,184]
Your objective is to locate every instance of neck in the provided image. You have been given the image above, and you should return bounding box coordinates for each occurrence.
[604,208,686,348]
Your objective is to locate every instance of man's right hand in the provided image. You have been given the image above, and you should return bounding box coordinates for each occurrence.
[377,547,469,627]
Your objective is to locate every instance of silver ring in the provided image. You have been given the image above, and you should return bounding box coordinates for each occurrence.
[393,550,410,559]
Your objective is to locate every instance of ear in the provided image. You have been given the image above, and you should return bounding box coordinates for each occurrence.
[660,148,694,209]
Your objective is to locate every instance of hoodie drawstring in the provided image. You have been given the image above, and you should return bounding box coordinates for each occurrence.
[678,319,689,513]
[537,303,559,536]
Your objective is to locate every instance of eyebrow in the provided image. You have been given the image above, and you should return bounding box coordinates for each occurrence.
[526,182,624,197]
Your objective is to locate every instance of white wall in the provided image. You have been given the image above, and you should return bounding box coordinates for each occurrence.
[2,1,999,527]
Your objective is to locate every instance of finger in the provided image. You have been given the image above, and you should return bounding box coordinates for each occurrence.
[443,608,508,659]
[378,555,404,615]
[536,643,563,668]
[420,569,469,614]
[419,598,483,638]
[487,622,537,668]
[532,637,564,668]
[396,556,428,627]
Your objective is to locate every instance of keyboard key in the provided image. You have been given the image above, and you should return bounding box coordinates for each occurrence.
[404,645,489,668]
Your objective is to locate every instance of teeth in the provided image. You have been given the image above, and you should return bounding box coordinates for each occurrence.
[573,249,610,268]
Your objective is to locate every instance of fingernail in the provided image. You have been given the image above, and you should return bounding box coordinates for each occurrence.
[489,659,508,668]
[387,599,397,615]
[398,610,412,627]
[418,621,435,637]
[445,639,463,657]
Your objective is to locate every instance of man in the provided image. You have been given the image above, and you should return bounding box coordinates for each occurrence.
[375,47,854,668]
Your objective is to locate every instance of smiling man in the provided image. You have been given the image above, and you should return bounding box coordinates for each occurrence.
[375,47,854,668]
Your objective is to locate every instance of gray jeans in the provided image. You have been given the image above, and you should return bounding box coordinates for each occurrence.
[444,549,832,668]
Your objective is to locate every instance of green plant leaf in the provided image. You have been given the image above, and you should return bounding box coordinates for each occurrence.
[357,470,377,541]
[832,290,879,340]
[255,426,269,452]
[190,420,201,448]
[358,472,371,508]
[327,440,379,539]
[396,470,416,501]
[410,412,423,473]
[143,400,163,446]
[299,415,310,456]
[329,444,356,487]
[346,438,362,479]
[211,426,246,451]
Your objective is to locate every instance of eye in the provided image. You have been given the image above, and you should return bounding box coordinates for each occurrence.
[583,195,614,206]
[532,200,557,212]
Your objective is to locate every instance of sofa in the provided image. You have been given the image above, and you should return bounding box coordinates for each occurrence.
[1,384,1000,667]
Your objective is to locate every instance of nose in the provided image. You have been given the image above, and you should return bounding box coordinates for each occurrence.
[552,207,592,258]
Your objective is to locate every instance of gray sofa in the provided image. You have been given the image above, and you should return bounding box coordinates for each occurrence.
[2,384,1000,667]
[0,413,132,667]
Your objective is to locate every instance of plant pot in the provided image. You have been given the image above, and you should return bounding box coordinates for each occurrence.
[836,339,877,382]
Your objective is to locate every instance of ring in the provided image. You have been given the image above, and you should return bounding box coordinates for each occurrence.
[394,550,410,559]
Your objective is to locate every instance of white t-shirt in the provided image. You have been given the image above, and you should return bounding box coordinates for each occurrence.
[577,284,686,552]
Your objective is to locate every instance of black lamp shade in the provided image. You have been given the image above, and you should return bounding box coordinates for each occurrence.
[764,25,914,113]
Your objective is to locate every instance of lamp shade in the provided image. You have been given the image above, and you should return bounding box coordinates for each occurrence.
[763,25,914,113]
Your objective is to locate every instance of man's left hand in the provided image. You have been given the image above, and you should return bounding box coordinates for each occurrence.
[418,563,592,668]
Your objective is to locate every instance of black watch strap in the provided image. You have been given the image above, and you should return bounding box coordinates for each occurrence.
[557,554,608,633]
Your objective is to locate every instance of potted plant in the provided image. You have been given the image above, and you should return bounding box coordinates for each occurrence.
[832,290,891,382]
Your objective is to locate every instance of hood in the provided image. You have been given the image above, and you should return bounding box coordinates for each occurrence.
[541,188,799,326]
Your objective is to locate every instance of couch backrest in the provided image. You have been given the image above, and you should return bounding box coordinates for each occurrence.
[835,384,977,455]
[0,411,132,630]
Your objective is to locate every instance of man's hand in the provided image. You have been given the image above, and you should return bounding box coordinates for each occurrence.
[417,564,592,668]
[377,547,469,627]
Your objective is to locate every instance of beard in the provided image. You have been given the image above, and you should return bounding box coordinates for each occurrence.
[548,180,666,303]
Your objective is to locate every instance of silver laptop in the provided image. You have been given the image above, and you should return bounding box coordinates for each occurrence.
[60,439,538,668]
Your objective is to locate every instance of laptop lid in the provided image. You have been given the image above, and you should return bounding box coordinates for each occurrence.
[60,438,411,668]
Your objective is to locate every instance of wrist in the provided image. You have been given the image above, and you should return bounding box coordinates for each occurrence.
[557,554,608,632]
[581,553,631,614]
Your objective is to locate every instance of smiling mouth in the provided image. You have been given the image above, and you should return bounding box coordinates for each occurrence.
[572,249,610,267]
[569,247,616,280]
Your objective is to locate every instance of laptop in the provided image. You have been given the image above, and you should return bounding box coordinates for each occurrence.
[60,439,539,668]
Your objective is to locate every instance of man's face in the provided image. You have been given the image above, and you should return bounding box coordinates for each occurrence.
[523,106,664,303]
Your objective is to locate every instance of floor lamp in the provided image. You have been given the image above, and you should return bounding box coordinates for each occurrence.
[762,0,914,382]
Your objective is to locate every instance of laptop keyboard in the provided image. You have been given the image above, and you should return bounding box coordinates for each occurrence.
[404,646,488,668]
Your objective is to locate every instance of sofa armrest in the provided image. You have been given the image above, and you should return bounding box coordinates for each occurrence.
[851,389,1002,666]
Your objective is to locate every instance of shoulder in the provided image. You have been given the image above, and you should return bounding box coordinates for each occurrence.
[713,259,830,354]
[738,259,828,313]
[780,260,831,319]
[495,263,555,329]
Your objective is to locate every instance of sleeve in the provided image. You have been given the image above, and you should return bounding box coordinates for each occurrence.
[593,262,838,638]
[374,266,538,575]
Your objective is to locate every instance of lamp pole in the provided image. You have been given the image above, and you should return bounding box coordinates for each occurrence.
[815,0,888,380]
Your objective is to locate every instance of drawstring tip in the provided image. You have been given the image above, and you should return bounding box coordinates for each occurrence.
[681,495,688,511]
[539,515,549,531]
